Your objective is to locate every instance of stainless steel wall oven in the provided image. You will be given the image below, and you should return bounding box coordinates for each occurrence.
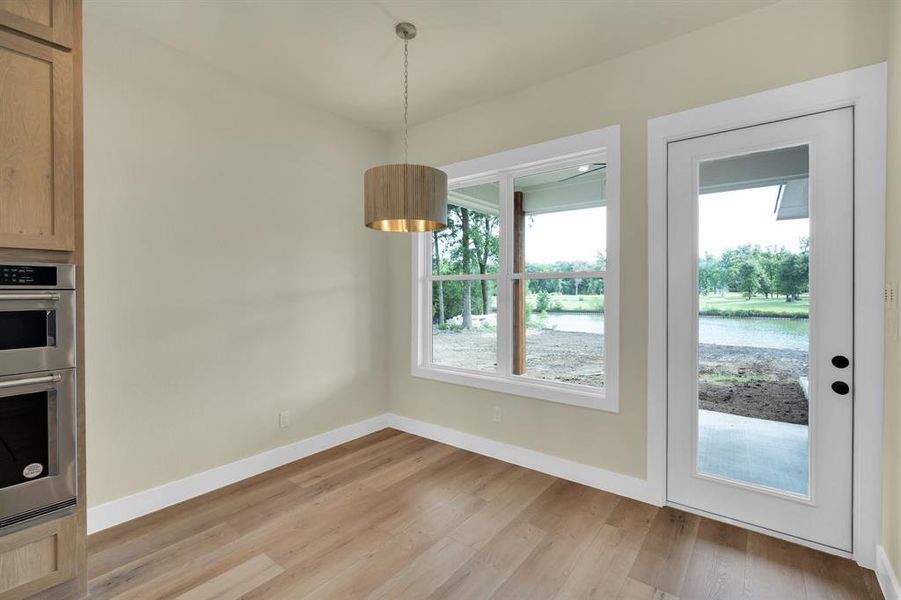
[0,264,77,528]
[0,263,75,377]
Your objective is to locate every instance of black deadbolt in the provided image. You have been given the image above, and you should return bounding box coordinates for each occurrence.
[831,355,850,368]
[831,381,850,395]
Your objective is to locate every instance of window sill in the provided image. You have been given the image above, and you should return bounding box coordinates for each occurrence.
[411,364,619,412]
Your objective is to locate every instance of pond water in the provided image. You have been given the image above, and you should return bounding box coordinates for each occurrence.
[542,313,809,351]
[699,315,808,351]
[543,313,605,334]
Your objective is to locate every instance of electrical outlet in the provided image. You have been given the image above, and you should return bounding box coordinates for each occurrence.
[279,410,290,429]
[492,406,502,423]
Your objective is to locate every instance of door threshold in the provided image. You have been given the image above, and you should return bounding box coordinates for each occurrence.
[667,500,855,562]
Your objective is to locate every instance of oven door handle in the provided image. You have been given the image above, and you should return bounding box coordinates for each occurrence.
[0,292,61,302]
[0,373,62,390]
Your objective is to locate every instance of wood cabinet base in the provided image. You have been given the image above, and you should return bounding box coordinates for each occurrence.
[0,516,76,600]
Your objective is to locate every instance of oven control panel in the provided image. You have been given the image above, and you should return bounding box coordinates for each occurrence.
[0,265,56,286]
[0,264,74,289]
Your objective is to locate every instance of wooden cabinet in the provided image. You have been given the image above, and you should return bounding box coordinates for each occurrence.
[0,0,73,49]
[0,28,74,251]
[0,2,83,597]
[0,516,76,600]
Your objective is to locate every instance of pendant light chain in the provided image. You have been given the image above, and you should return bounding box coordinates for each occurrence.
[403,37,409,164]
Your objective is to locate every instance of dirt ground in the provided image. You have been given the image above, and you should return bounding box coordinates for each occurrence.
[432,329,604,388]
[432,328,808,425]
[698,343,808,425]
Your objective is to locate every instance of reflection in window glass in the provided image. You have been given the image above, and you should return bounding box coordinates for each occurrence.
[434,183,500,276]
[431,280,497,372]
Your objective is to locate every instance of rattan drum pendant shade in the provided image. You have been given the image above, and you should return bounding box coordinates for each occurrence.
[364,23,447,233]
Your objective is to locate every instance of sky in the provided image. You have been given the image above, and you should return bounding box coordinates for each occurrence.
[698,186,809,256]
[526,207,606,265]
[523,185,808,265]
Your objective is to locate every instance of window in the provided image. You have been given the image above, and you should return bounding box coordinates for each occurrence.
[412,126,620,411]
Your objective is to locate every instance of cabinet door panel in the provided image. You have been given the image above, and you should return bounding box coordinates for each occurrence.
[0,515,76,599]
[0,29,74,250]
[0,0,73,49]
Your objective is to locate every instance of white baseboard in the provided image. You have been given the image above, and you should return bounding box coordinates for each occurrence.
[877,545,901,600]
[384,413,659,506]
[87,414,391,534]
[88,409,885,581]
[88,412,660,534]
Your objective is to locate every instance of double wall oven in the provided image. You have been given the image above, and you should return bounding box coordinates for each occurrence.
[0,263,77,528]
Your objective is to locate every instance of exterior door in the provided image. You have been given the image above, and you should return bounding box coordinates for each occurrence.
[666,108,853,552]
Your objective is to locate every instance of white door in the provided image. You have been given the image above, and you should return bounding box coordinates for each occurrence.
[666,108,854,552]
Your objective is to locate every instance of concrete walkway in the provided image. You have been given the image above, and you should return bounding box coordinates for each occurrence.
[698,409,809,496]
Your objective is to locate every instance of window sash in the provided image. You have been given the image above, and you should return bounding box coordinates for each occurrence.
[429,272,605,280]
[430,274,497,282]
[430,273,606,281]
[430,164,605,386]
[412,126,619,412]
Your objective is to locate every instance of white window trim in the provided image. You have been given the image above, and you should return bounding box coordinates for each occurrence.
[411,125,621,412]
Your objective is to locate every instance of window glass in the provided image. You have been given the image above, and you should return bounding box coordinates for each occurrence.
[431,280,497,372]
[514,166,606,274]
[515,278,604,388]
[433,182,500,276]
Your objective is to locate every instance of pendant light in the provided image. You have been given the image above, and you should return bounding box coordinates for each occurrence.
[364,22,447,232]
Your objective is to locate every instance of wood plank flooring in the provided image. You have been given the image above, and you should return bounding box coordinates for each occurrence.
[86,429,882,599]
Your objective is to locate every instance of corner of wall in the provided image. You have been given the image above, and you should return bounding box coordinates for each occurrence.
[882,0,901,590]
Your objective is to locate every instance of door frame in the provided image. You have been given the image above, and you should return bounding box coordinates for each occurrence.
[647,63,887,567]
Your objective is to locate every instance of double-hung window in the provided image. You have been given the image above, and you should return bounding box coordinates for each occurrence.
[412,126,620,411]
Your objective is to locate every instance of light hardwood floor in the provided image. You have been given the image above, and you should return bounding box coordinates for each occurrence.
[86,429,882,599]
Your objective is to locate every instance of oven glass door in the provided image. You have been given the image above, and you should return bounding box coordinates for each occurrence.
[0,370,76,526]
[0,390,53,488]
[0,310,56,351]
[0,291,75,376]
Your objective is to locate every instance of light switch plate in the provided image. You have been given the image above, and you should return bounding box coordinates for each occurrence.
[885,282,898,310]
[886,282,899,343]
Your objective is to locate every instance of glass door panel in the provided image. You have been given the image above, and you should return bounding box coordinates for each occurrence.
[0,391,50,488]
[696,146,810,496]
[0,310,51,350]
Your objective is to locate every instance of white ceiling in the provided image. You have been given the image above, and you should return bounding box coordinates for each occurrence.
[85,0,776,132]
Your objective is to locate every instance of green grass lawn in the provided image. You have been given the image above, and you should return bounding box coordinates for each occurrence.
[700,293,808,318]
[490,294,605,312]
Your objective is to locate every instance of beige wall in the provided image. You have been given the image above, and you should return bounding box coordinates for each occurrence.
[387,0,889,478]
[83,12,389,506]
[883,0,901,582]
[82,0,897,542]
